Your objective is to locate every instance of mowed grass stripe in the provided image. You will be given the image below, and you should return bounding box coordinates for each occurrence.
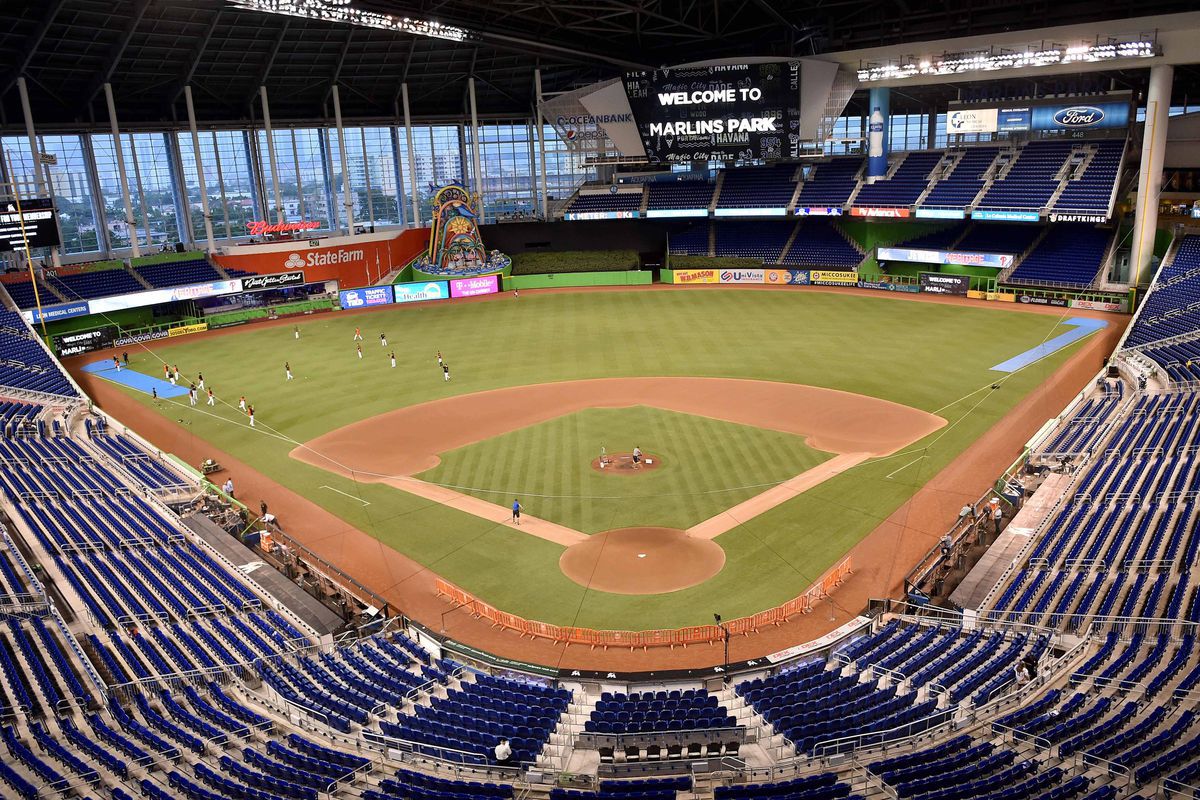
[418,407,832,533]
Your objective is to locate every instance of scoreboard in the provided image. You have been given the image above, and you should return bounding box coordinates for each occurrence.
[622,62,801,164]
[0,198,60,251]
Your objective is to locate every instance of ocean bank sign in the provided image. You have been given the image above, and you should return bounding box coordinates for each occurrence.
[393,281,449,304]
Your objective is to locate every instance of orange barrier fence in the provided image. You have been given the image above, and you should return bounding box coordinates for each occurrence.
[434,556,852,649]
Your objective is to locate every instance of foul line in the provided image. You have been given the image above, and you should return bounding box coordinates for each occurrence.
[319,485,371,506]
[885,454,927,480]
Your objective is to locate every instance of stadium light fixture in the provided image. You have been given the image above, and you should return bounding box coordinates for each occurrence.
[225,0,471,43]
[857,37,1157,82]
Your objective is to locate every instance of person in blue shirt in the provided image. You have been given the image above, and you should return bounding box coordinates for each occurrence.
[511,499,522,525]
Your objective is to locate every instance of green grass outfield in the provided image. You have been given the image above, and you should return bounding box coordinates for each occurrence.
[108,289,1094,629]
[418,406,833,533]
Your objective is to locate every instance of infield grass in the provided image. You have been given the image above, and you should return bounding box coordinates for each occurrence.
[98,288,1101,628]
[418,406,833,533]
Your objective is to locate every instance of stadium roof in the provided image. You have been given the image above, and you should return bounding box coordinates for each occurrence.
[1,0,1199,129]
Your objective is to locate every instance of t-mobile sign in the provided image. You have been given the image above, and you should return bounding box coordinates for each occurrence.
[450,275,500,298]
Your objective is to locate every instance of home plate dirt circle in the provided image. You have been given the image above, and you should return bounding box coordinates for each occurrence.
[559,527,725,594]
[589,452,663,474]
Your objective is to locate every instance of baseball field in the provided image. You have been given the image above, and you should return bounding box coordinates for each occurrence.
[78,287,1104,631]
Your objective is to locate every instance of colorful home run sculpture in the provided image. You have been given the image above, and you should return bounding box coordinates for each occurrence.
[416,184,511,276]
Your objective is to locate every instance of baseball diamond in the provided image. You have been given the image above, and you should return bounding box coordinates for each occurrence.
[4,4,1195,795]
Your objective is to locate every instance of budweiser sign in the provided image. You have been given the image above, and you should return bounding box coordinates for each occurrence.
[246,220,322,236]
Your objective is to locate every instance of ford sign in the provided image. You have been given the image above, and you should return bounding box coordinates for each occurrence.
[1053,106,1104,127]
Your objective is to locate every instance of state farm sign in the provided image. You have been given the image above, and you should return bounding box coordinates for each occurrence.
[286,248,365,268]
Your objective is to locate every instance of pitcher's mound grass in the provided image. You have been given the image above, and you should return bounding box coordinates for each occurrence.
[417,406,833,533]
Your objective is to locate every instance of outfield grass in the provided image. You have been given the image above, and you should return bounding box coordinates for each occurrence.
[418,406,832,533]
[103,288,1095,628]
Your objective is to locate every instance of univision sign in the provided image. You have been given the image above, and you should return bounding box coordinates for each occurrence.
[1052,106,1104,127]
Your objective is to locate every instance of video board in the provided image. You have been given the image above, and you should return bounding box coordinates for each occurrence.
[622,62,801,164]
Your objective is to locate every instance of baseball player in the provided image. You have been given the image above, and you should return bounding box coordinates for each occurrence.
[356,344,363,360]
[188,384,197,406]
[206,387,215,406]
[285,361,293,381]
[389,351,396,369]
[163,364,170,380]
[436,350,443,366]
[197,372,205,390]
[238,395,247,413]
[248,404,255,427]
[172,365,181,384]
[353,326,363,341]
[112,356,121,372]
[442,362,450,381]
[294,325,300,340]
[632,445,642,468]
[380,332,388,347]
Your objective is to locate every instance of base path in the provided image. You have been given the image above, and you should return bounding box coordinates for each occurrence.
[291,377,945,548]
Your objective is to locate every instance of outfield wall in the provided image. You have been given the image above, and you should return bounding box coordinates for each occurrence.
[504,271,653,290]
[211,228,429,287]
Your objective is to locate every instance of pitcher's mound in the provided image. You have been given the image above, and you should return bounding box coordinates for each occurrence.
[590,453,662,474]
[560,527,725,594]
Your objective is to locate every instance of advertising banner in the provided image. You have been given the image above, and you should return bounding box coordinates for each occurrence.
[563,210,637,221]
[915,208,966,220]
[645,209,708,219]
[25,300,91,324]
[971,209,1040,222]
[764,269,810,285]
[850,207,910,218]
[809,270,858,286]
[1047,212,1109,224]
[947,107,999,134]
[87,279,244,315]
[450,274,500,298]
[52,326,115,357]
[858,280,919,293]
[1070,298,1127,313]
[167,323,209,338]
[877,246,1013,269]
[1017,294,1069,307]
[719,268,764,284]
[998,107,1033,131]
[673,269,718,284]
[713,207,788,217]
[1030,102,1130,131]
[919,272,970,296]
[955,101,1131,133]
[114,329,169,347]
[240,271,306,292]
[339,286,394,309]
[795,206,843,216]
[394,281,450,304]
